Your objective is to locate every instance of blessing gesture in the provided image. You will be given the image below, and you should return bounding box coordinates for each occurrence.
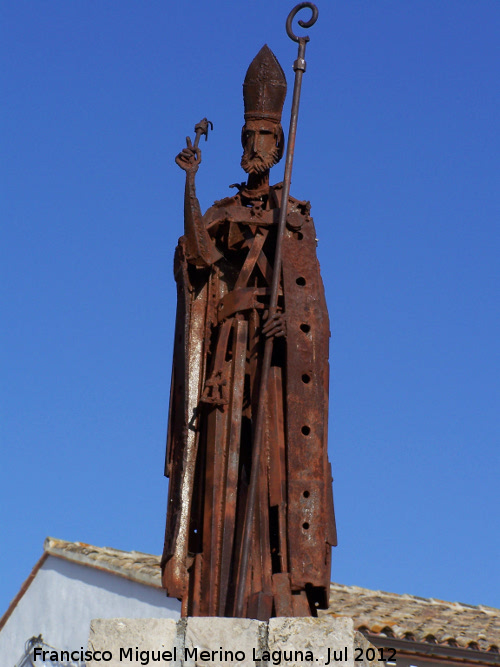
[175,118,213,174]
[175,136,201,173]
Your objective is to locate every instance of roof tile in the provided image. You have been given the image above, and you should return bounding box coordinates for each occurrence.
[324,582,500,653]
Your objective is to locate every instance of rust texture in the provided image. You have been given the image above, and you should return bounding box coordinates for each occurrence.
[162,3,336,619]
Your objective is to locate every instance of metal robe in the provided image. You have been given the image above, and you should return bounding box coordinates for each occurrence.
[162,186,336,617]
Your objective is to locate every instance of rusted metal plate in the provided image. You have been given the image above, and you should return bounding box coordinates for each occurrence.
[218,318,247,614]
[272,573,294,617]
[292,590,311,617]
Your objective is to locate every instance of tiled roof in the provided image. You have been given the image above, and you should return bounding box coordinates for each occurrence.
[42,538,500,656]
[324,582,500,655]
[44,537,162,588]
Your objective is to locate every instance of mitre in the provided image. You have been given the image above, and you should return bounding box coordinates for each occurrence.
[243,44,287,123]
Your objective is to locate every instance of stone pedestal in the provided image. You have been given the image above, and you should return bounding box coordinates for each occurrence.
[88,618,179,666]
[87,616,375,667]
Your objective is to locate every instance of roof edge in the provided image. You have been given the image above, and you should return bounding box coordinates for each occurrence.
[43,537,163,590]
[0,552,48,633]
[365,634,500,666]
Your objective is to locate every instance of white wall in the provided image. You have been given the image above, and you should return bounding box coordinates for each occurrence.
[0,555,180,665]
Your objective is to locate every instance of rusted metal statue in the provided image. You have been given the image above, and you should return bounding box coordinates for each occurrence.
[162,3,336,620]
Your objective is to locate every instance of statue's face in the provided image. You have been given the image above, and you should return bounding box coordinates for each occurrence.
[241,119,282,174]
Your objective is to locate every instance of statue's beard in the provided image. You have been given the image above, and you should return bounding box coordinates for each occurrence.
[241,146,280,174]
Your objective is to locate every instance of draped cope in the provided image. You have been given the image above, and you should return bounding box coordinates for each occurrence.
[162,185,336,618]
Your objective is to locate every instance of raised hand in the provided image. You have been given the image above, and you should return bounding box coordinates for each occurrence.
[175,136,201,173]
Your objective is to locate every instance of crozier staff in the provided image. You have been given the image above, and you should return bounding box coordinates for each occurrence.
[235,0,321,617]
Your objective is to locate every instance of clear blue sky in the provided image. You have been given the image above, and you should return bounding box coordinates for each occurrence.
[1,0,499,615]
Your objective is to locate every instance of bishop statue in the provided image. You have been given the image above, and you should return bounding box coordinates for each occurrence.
[161,42,336,620]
